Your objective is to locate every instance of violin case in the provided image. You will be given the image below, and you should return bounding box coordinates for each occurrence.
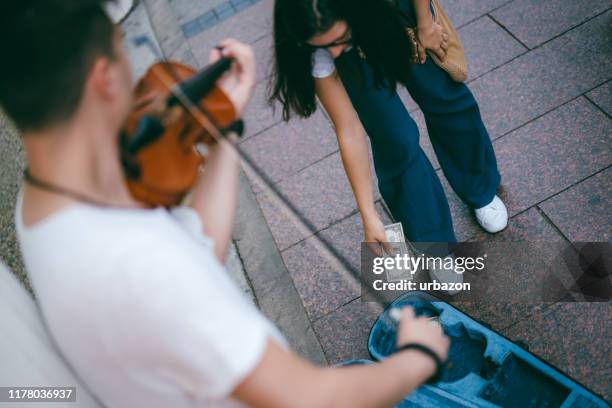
[343,292,608,407]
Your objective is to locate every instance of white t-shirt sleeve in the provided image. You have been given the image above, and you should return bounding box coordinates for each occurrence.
[311,48,336,78]
[168,206,215,250]
[113,244,269,402]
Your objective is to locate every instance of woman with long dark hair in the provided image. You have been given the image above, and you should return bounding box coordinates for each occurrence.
[269,0,507,284]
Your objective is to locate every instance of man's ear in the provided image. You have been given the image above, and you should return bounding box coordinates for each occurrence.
[89,57,117,102]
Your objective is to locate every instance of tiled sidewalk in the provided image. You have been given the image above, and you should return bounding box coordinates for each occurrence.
[177,0,612,400]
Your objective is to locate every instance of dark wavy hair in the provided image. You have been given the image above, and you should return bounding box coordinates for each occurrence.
[0,0,115,132]
[268,0,414,121]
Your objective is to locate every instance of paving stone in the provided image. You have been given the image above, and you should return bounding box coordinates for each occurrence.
[569,273,612,303]
[312,298,384,364]
[464,208,603,305]
[492,97,611,215]
[197,10,217,32]
[472,206,561,242]
[188,0,273,60]
[437,144,575,243]
[455,220,588,307]
[491,0,612,48]
[241,82,283,139]
[460,16,526,80]
[231,0,254,12]
[168,40,198,66]
[169,0,227,26]
[121,3,162,79]
[502,302,612,402]
[281,204,389,320]
[540,167,612,242]
[252,34,274,84]
[438,0,510,28]
[145,0,195,60]
[586,80,612,117]
[214,2,235,23]
[317,202,392,273]
[225,242,255,304]
[470,11,612,139]
[436,169,482,241]
[398,87,419,113]
[0,112,28,290]
[181,18,204,39]
[281,236,359,323]
[0,209,26,290]
[241,109,337,186]
[457,302,555,333]
[256,153,359,250]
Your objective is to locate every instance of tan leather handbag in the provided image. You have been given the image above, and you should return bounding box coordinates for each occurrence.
[403,0,468,82]
[429,0,468,81]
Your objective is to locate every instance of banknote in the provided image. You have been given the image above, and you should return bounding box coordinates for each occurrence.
[383,222,415,282]
[384,222,405,243]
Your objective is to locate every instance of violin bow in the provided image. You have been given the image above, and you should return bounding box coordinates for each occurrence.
[134,35,393,309]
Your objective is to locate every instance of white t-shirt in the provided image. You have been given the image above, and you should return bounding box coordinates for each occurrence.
[15,192,286,408]
[311,48,336,78]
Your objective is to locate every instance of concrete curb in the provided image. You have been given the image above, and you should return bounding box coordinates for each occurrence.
[141,0,327,364]
[233,173,327,364]
[141,0,198,66]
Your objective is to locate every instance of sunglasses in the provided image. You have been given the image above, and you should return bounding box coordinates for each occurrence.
[303,27,353,51]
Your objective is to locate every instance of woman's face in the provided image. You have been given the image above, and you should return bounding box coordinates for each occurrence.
[307,21,352,58]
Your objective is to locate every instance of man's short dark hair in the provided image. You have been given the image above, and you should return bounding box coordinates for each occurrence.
[0,0,116,132]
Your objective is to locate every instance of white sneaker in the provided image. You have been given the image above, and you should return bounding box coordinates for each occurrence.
[475,195,508,233]
[428,255,463,296]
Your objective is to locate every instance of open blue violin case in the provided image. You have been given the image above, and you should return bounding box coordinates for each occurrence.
[345,292,609,408]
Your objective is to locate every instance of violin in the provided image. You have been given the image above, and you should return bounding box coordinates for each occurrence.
[119,57,243,207]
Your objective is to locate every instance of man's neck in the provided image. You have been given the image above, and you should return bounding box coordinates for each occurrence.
[23,115,138,208]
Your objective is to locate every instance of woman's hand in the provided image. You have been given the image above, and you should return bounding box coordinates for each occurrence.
[416,20,449,63]
[208,38,256,117]
[363,213,393,257]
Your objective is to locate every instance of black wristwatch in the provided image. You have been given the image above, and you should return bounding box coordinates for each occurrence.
[395,343,446,383]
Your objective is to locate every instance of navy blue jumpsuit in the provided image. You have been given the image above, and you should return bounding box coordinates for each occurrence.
[333,1,500,243]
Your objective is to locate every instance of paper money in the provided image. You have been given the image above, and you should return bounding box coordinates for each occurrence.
[384,222,405,243]
[383,222,414,282]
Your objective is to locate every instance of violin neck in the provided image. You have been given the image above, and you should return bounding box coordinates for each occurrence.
[168,57,232,107]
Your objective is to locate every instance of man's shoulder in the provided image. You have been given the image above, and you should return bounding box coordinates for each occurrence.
[96,207,215,266]
[56,206,195,243]
[21,205,212,276]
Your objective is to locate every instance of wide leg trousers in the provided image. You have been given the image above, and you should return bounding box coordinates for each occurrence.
[335,46,500,243]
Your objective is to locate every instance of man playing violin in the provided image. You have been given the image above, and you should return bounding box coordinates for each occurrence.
[0,1,448,407]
